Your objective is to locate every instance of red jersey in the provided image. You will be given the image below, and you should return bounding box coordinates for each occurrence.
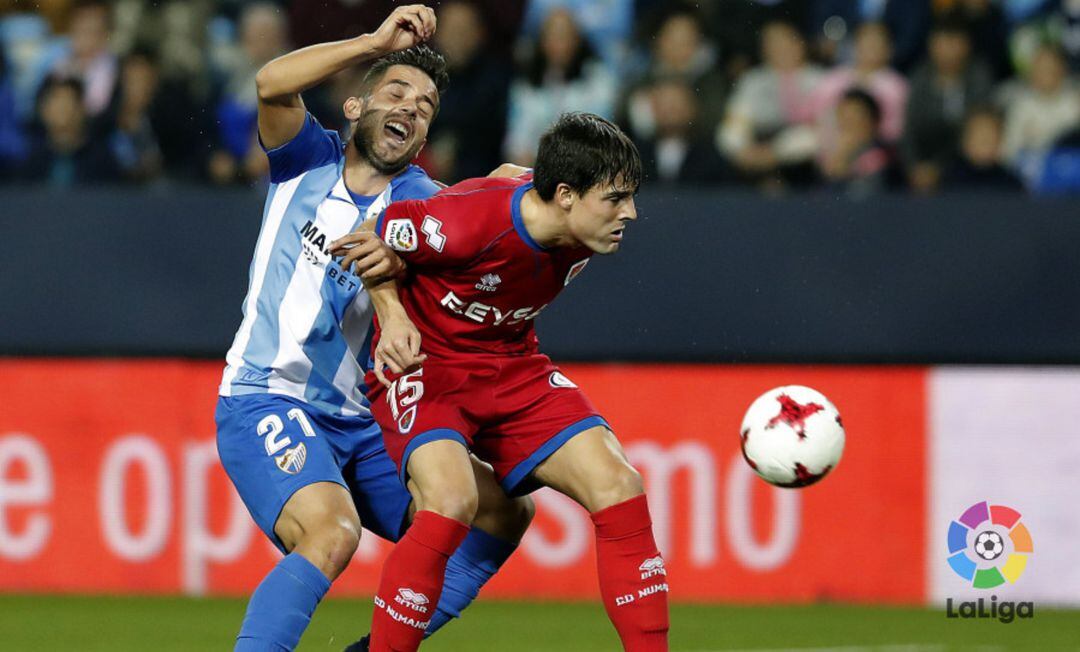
[374,176,592,359]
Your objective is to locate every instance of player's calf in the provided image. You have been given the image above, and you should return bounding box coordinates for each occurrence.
[533,427,669,652]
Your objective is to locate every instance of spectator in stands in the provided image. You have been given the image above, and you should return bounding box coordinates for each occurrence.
[809,0,932,72]
[110,49,162,183]
[427,0,511,183]
[21,76,118,185]
[618,7,726,143]
[901,17,994,193]
[207,2,288,185]
[702,0,809,83]
[1061,0,1080,72]
[940,0,1012,80]
[809,22,909,144]
[504,6,616,165]
[819,88,892,197]
[635,77,726,185]
[945,107,1025,190]
[1002,45,1080,165]
[717,19,823,187]
[520,0,633,70]
[49,0,118,123]
[0,47,27,177]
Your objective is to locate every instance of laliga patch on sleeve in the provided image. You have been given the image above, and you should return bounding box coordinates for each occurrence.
[385,219,418,252]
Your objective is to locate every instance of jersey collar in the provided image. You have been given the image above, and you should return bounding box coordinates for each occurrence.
[511,182,546,252]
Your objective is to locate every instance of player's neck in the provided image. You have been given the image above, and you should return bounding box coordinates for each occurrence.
[520,188,576,248]
[342,145,398,196]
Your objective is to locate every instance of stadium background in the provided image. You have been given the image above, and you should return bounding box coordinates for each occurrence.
[1,0,1079,650]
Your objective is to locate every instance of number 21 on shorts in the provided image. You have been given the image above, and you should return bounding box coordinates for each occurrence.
[387,369,424,434]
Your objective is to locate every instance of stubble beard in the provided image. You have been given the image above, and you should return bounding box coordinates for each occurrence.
[351,107,421,176]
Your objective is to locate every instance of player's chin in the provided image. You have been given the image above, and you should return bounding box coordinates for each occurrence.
[591,240,621,255]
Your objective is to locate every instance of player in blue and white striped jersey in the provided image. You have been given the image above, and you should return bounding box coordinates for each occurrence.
[215,7,533,650]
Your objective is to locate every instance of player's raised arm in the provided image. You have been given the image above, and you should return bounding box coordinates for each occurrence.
[255,4,436,148]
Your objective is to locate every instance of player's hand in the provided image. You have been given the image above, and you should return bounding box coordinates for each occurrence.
[367,5,436,54]
[373,315,427,387]
[330,231,406,281]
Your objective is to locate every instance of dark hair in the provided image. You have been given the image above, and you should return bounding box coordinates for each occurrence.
[38,75,85,102]
[360,45,449,100]
[648,5,706,43]
[533,112,642,201]
[841,88,882,126]
[930,13,971,38]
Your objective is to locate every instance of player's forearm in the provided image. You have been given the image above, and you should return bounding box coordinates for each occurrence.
[366,278,410,325]
[255,35,381,101]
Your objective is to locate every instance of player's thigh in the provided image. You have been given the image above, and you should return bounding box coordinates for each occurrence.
[215,395,353,553]
[531,425,644,513]
[405,438,479,522]
[470,456,534,542]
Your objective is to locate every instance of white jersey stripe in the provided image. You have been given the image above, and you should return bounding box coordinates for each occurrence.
[220,173,305,394]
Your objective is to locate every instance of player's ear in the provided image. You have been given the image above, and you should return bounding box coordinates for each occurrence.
[343,96,363,121]
[555,183,577,210]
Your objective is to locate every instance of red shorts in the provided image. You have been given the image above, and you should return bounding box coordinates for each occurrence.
[366,354,606,495]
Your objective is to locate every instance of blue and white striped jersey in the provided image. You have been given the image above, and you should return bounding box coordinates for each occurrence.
[219,113,440,416]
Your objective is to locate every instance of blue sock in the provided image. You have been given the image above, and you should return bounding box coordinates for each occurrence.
[235,552,332,651]
[424,527,518,637]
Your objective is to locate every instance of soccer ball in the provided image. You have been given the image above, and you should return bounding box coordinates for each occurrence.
[974,531,1004,560]
[739,385,845,488]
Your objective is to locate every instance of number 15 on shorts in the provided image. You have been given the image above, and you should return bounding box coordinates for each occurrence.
[387,369,424,434]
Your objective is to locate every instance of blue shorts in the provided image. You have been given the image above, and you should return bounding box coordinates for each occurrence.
[215,394,412,553]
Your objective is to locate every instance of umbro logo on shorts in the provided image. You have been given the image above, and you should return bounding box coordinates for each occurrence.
[549,371,577,388]
[275,442,307,475]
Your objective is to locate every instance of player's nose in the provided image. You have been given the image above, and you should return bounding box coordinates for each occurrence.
[621,199,638,222]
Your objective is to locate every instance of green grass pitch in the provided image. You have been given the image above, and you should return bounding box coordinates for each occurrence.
[0,595,1075,651]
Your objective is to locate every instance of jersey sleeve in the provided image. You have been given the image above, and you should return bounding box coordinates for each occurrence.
[374,191,487,268]
[260,113,343,183]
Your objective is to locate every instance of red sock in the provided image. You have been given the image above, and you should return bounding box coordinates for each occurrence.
[369,510,470,652]
[591,495,670,652]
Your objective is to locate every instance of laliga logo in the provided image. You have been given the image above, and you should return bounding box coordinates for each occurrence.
[945,501,1034,623]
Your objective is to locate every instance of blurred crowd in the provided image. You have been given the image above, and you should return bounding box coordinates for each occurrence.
[2,0,1080,196]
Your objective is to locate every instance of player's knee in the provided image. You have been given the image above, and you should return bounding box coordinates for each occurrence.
[298,516,361,580]
[421,487,479,524]
[590,463,644,512]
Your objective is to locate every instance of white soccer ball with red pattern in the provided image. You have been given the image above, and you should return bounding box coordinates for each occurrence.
[739,385,845,488]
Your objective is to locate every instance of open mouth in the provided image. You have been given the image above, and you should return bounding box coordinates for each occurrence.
[611,227,626,241]
[384,120,410,146]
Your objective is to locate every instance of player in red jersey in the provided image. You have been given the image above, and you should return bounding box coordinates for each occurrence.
[331,113,668,651]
